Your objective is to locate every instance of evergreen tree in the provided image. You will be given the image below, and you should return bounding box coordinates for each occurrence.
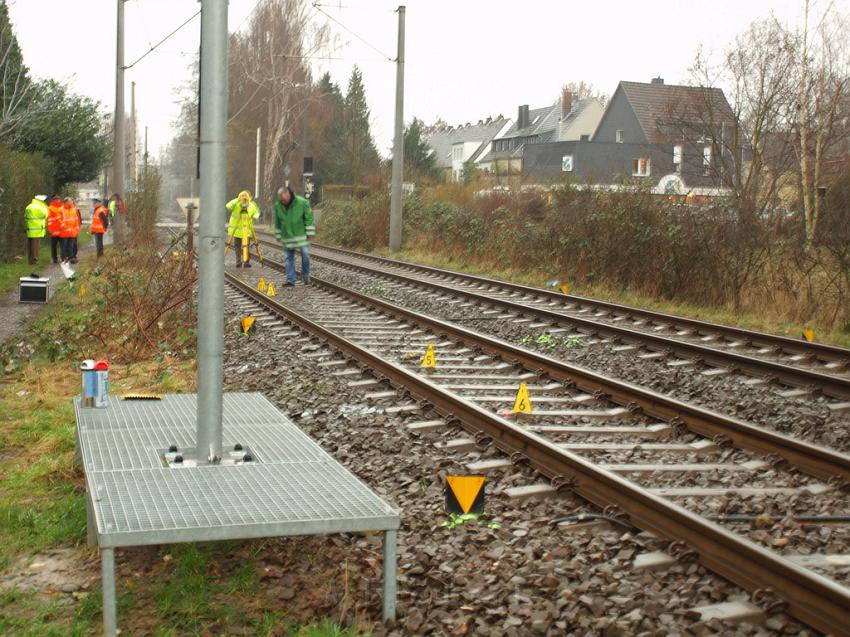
[308,72,346,187]
[341,66,379,186]
[402,117,436,182]
[14,80,110,186]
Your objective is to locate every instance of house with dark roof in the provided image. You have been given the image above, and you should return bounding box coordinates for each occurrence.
[426,116,512,182]
[478,90,604,179]
[524,78,740,195]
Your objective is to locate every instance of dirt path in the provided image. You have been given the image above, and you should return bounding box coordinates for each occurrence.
[0,237,103,346]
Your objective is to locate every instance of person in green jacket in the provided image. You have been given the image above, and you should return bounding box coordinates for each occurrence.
[226,190,261,267]
[25,194,48,265]
[273,186,315,285]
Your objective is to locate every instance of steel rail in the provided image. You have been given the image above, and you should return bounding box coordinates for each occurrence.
[250,255,850,483]
[258,236,850,401]
[224,270,850,636]
[295,238,850,364]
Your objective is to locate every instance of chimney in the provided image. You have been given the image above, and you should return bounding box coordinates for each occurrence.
[651,77,664,85]
[561,89,575,119]
[517,104,530,130]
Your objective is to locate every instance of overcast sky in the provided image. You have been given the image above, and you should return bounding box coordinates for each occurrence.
[7,0,842,161]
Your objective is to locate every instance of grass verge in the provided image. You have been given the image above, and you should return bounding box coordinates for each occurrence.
[0,248,365,636]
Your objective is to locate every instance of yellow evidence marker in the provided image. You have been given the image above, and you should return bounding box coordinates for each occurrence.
[558,283,570,295]
[802,327,815,342]
[240,316,256,334]
[266,282,276,297]
[421,344,436,368]
[257,277,267,292]
[512,381,533,414]
[446,475,485,515]
[78,284,86,298]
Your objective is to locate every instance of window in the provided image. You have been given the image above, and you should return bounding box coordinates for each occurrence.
[632,157,651,177]
[616,129,624,143]
[452,146,462,161]
[562,155,574,172]
[673,145,682,171]
[703,146,712,174]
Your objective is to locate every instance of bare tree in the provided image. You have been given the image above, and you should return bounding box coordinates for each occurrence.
[557,81,609,106]
[795,0,850,243]
[688,19,799,219]
[228,0,330,202]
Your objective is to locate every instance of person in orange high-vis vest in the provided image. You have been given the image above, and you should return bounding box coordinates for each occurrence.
[89,199,109,257]
[46,195,64,263]
[59,197,80,264]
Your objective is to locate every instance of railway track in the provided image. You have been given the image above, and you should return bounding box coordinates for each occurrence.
[255,234,850,406]
[221,253,850,636]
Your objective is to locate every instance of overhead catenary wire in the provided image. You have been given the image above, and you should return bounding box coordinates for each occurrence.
[311,2,394,61]
[124,9,201,70]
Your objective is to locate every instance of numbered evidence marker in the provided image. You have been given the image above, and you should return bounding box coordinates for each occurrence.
[512,381,533,414]
[266,282,277,297]
[421,343,436,368]
[257,277,267,292]
[558,283,570,295]
[446,475,485,515]
[240,316,256,334]
[802,327,815,342]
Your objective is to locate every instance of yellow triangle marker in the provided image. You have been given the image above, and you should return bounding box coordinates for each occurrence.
[266,282,276,297]
[421,344,436,368]
[257,277,267,292]
[446,475,485,514]
[558,283,570,295]
[78,284,86,298]
[512,382,533,414]
[240,316,256,334]
[802,327,814,342]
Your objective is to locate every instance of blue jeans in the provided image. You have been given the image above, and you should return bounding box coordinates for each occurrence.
[285,245,310,283]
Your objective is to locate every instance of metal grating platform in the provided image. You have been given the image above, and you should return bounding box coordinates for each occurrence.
[76,393,399,547]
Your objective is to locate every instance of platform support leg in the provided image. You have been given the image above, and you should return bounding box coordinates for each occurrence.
[101,547,117,637]
[382,529,397,621]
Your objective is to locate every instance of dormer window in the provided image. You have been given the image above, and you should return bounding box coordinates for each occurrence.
[616,130,624,143]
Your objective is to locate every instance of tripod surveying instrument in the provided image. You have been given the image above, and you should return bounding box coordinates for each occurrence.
[224,202,265,268]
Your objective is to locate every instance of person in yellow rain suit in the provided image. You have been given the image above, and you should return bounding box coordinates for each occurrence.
[226,190,260,267]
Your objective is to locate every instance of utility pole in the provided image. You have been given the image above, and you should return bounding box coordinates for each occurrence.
[112,0,126,245]
[388,5,405,252]
[130,80,137,184]
[196,0,228,461]
[255,127,261,200]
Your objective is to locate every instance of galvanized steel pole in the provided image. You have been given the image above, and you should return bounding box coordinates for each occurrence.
[196,0,228,461]
[112,0,126,245]
[254,127,261,201]
[388,6,405,252]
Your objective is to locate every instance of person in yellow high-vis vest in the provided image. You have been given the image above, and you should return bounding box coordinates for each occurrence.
[24,195,48,264]
[225,190,260,267]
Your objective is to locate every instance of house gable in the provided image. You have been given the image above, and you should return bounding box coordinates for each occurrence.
[592,84,647,144]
